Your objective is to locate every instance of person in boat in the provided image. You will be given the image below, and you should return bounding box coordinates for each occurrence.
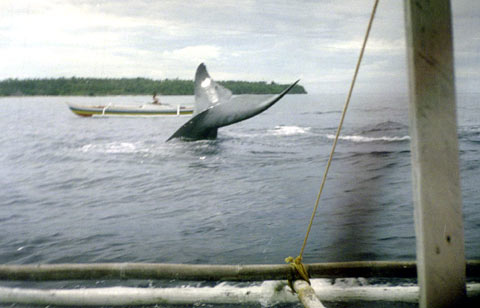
[152,92,161,104]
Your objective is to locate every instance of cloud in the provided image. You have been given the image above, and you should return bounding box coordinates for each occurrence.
[162,45,221,63]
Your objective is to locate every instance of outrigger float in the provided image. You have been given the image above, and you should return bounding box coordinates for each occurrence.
[66,102,193,117]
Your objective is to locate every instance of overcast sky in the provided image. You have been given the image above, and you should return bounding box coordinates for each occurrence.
[1,0,479,94]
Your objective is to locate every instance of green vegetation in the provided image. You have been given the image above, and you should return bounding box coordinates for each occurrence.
[0,77,307,96]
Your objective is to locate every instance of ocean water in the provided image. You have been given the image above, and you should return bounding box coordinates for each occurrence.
[0,93,479,307]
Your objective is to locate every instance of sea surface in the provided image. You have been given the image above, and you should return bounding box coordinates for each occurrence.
[0,93,479,307]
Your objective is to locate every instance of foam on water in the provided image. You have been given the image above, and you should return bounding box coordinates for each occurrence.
[267,126,311,136]
[222,126,310,139]
[327,134,411,143]
[80,142,147,154]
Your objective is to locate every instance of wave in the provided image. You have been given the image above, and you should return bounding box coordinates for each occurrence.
[303,110,342,115]
[327,134,410,143]
[459,126,480,144]
[360,121,408,134]
[267,125,311,136]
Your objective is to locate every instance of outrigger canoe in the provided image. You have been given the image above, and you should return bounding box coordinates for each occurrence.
[67,102,193,117]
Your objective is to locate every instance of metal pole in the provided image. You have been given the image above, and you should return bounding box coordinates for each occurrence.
[404,1,466,307]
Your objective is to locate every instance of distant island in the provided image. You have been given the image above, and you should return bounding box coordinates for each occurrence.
[0,77,307,96]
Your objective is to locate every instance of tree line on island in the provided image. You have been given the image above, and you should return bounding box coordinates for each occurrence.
[0,77,307,96]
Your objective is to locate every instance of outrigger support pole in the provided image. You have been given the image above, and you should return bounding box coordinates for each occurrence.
[293,280,326,308]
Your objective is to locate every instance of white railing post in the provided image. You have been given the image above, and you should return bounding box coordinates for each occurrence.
[404,1,466,307]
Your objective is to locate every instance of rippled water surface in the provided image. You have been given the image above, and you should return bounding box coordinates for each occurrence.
[1,93,479,306]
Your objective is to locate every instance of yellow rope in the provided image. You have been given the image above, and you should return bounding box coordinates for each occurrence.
[295,0,380,264]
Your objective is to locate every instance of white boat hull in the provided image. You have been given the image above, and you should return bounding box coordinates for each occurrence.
[67,102,193,117]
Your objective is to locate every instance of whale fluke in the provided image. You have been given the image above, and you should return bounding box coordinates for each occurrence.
[167,63,300,141]
[193,63,232,116]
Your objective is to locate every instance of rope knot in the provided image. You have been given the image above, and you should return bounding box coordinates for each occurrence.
[285,255,310,292]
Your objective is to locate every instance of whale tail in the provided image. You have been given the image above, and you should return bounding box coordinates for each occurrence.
[167,64,299,141]
[193,63,232,115]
